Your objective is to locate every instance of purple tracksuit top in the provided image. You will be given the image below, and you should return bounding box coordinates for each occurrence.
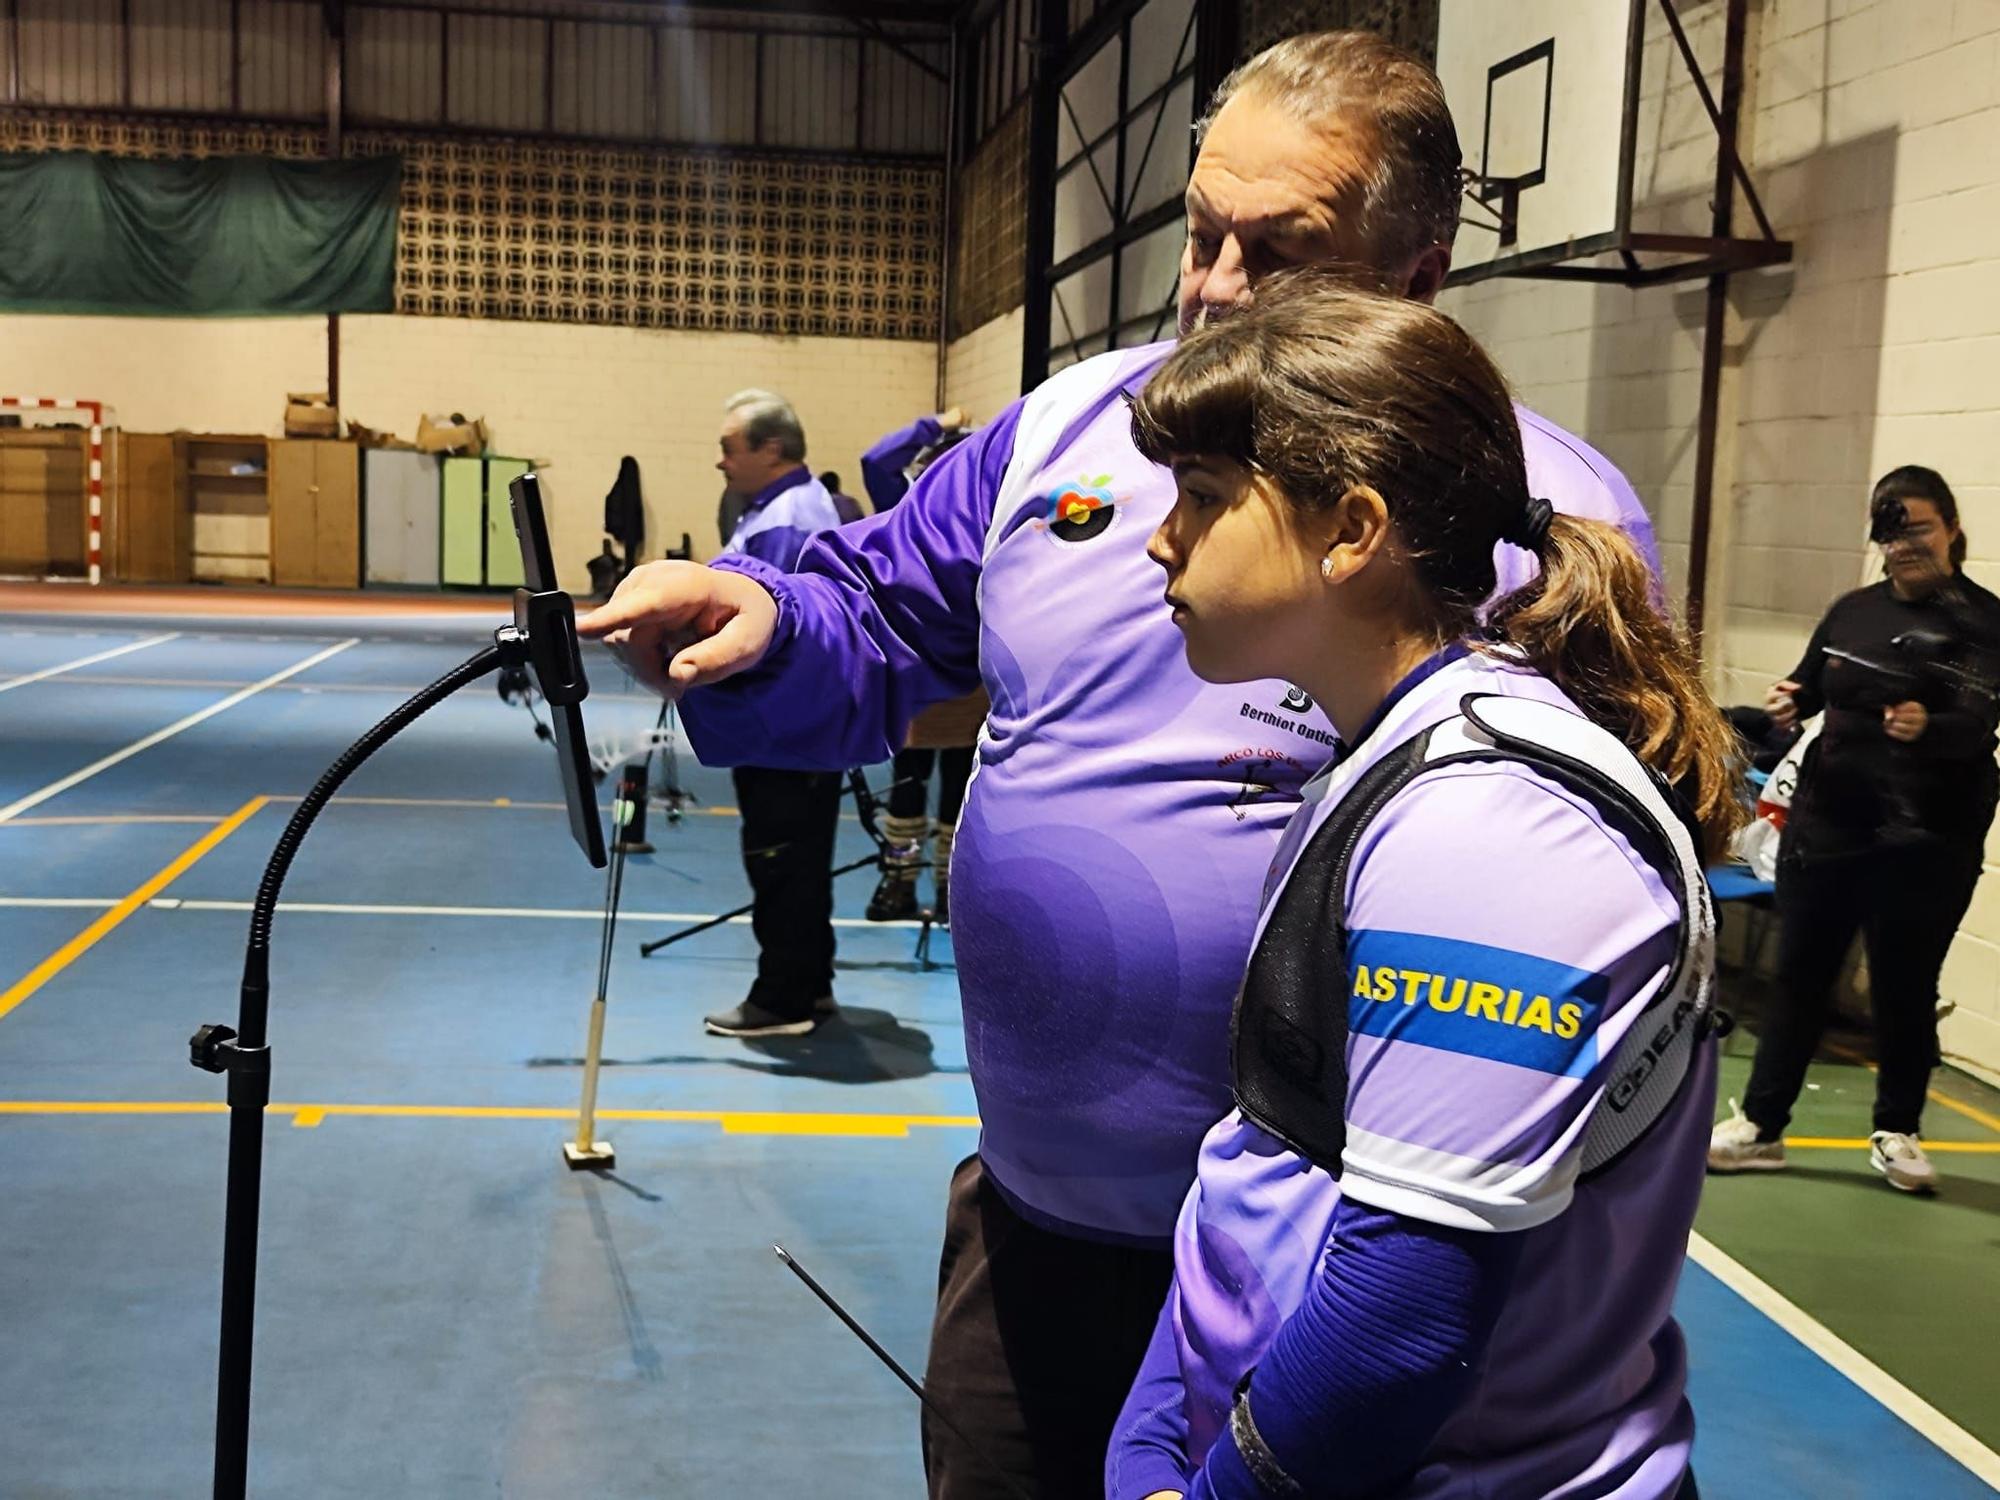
[681,339,1661,1243]
[1107,651,1712,1499]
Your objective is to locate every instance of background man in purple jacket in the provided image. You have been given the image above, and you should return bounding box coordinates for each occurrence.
[700,388,845,1039]
[583,32,1660,1499]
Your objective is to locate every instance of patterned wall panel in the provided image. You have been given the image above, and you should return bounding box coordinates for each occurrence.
[0,109,943,342]
[378,133,941,338]
[949,98,1027,340]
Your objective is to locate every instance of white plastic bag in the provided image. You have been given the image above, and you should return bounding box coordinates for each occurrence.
[1729,714,1822,880]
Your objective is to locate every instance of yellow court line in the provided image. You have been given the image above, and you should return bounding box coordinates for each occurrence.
[0,797,267,1025]
[1821,1038,2000,1136]
[1783,1136,2000,1153]
[0,1098,982,1138]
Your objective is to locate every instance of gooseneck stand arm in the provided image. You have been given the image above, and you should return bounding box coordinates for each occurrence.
[190,632,520,1500]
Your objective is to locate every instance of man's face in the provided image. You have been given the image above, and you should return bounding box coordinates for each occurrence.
[1179,92,1432,332]
[717,419,775,495]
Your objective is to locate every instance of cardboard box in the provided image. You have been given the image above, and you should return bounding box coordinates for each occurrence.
[284,392,340,438]
[415,413,489,455]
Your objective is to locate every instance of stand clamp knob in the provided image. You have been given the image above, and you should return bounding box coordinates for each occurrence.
[190,1023,239,1073]
[190,1024,273,1109]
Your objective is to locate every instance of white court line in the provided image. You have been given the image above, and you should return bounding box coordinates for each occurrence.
[0,632,179,694]
[0,895,928,930]
[0,639,358,825]
[1686,1232,2000,1486]
[148,897,925,930]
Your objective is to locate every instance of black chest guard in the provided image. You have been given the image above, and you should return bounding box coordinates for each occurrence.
[1231,693,1719,1181]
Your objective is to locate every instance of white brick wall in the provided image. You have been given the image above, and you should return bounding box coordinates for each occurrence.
[1441,0,2000,1078]
[338,315,938,582]
[0,311,940,592]
[942,307,1026,424]
[0,313,327,431]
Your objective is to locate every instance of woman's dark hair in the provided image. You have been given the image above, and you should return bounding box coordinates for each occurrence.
[1872,464,1964,567]
[1129,270,1746,856]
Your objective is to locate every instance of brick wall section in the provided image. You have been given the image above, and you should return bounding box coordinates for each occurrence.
[337,315,939,579]
[0,311,939,592]
[1440,0,2000,1078]
[943,307,1027,426]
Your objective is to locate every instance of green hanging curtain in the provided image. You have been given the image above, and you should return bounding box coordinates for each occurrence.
[0,152,401,316]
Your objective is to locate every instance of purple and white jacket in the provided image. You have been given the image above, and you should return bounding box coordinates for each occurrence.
[681,340,1661,1244]
[1108,650,1713,1499]
[723,467,843,572]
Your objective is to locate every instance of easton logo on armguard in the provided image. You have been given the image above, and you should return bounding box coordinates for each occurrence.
[1347,929,1608,1077]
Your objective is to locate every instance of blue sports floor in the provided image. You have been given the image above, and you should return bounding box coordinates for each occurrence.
[2,599,1997,1497]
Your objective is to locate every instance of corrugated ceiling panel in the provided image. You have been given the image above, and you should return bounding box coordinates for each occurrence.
[348,6,444,124]
[130,0,231,113]
[658,28,756,148]
[238,1,322,120]
[448,13,547,133]
[18,0,123,109]
[762,33,859,151]
[860,38,947,156]
[551,19,649,140]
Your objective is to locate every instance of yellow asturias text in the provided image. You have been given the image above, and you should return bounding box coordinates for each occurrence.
[1352,965,1583,1039]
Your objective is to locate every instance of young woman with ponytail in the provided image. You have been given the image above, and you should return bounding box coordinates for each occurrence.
[1104,274,1743,1500]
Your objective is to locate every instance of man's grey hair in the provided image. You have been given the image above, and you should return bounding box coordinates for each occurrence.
[723,388,807,461]
[1196,30,1464,267]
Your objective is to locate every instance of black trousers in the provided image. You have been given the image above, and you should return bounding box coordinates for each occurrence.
[922,1155,1174,1500]
[730,764,841,1020]
[889,745,976,825]
[1743,843,1981,1137]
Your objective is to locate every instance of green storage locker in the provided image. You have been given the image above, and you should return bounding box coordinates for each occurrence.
[484,457,529,587]
[440,455,531,587]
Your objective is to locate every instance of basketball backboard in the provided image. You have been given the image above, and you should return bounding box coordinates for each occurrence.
[1436,0,1643,277]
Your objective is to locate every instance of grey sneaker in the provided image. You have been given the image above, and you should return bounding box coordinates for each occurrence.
[1869,1131,1938,1193]
[1707,1099,1787,1173]
[704,1000,820,1038]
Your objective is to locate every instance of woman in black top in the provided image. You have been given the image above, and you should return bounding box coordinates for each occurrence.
[1710,466,2000,1192]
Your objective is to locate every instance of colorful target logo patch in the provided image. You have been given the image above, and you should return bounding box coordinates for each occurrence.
[1041,474,1119,542]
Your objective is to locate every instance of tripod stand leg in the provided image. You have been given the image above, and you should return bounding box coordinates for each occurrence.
[567,800,628,1169]
[564,993,615,1169]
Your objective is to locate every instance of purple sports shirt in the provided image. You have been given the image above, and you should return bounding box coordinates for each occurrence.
[681,340,1661,1243]
[724,467,843,572]
[1108,650,1711,1498]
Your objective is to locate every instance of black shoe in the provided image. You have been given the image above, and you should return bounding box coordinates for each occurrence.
[867,873,920,922]
[704,1000,820,1038]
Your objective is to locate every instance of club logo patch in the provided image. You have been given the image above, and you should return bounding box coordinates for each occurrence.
[1036,473,1120,543]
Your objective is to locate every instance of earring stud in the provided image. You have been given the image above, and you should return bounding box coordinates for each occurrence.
[1320,555,1335,578]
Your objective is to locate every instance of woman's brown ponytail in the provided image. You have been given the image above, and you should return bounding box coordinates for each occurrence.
[1485,515,1747,859]
[1131,269,1747,859]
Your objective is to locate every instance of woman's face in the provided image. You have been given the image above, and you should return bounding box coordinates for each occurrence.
[1883,496,1957,592]
[1145,456,1323,683]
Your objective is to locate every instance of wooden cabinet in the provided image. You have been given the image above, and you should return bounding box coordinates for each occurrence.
[440,455,530,588]
[0,428,88,577]
[111,432,186,583]
[362,450,442,586]
[183,435,270,584]
[269,439,359,588]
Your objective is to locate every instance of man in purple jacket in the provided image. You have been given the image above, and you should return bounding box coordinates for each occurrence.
[701,389,846,1038]
[582,32,1659,1499]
